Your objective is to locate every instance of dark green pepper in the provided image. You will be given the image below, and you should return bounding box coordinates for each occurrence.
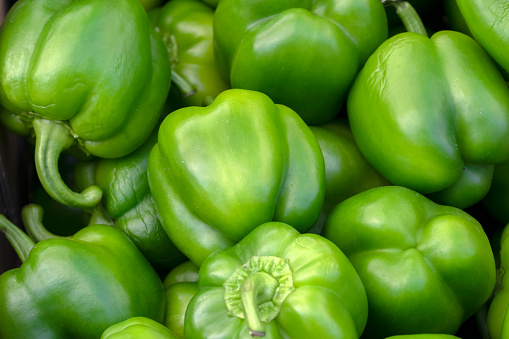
[74,131,185,270]
[147,89,325,265]
[213,0,388,124]
[149,0,229,108]
[487,224,509,339]
[185,222,368,338]
[0,0,171,209]
[101,317,177,339]
[324,186,496,338]
[308,119,389,234]
[0,213,165,338]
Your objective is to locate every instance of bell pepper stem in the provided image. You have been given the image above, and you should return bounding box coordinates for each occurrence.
[0,214,35,263]
[171,70,197,98]
[22,204,68,242]
[88,205,114,226]
[383,0,428,37]
[240,272,278,337]
[32,118,103,209]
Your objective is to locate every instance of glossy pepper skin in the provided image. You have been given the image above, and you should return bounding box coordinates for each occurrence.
[185,222,368,338]
[213,0,388,125]
[348,31,509,209]
[74,131,185,270]
[0,215,165,339]
[149,0,229,108]
[163,261,199,338]
[308,119,389,234]
[455,0,509,75]
[101,317,177,339]
[324,186,496,338]
[0,0,171,210]
[487,225,509,339]
[147,89,325,265]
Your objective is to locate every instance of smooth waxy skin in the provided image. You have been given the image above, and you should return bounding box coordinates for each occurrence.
[101,317,177,339]
[74,132,185,270]
[184,222,368,339]
[213,0,388,124]
[348,31,509,208]
[163,261,199,339]
[456,0,509,74]
[308,119,389,234]
[147,89,325,265]
[324,186,496,338]
[0,0,171,209]
[0,224,165,339]
[487,225,509,339]
[150,0,229,107]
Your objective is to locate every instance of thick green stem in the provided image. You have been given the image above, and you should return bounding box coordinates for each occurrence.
[88,205,114,226]
[240,272,278,337]
[32,118,103,209]
[383,0,428,37]
[0,214,35,263]
[171,70,197,98]
[22,204,68,242]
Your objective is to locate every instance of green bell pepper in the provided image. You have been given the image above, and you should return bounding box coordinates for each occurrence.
[308,119,390,234]
[163,261,199,338]
[73,131,185,270]
[347,29,509,209]
[0,214,165,338]
[455,0,509,75]
[147,89,325,265]
[0,0,171,210]
[324,186,496,338]
[213,0,388,124]
[185,222,368,338]
[149,0,229,108]
[487,224,509,339]
[101,317,177,339]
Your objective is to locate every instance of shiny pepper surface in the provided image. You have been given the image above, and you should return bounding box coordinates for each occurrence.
[147,89,325,265]
[324,186,496,338]
[0,0,171,209]
[184,222,368,338]
[348,31,509,209]
[0,217,165,339]
[213,0,388,124]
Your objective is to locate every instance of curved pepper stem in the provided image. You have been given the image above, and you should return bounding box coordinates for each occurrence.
[171,70,197,98]
[32,118,103,209]
[383,0,428,37]
[21,204,69,242]
[0,214,35,263]
[241,272,278,337]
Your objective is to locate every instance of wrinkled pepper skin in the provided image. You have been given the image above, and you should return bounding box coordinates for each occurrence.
[308,119,389,234]
[0,0,171,209]
[74,132,185,270]
[101,317,177,339]
[348,31,509,209]
[487,225,509,339]
[324,186,496,338]
[213,0,388,125]
[455,0,509,75]
[147,89,325,265]
[0,218,165,339]
[185,222,368,338]
[149,0,229,108]
[163,261,199,338]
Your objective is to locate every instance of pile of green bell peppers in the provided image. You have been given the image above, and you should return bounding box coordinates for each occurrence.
[1,0,508,337]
